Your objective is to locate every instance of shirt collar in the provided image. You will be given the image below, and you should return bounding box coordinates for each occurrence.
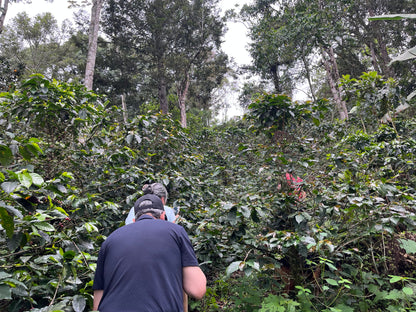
[137,214,155,221]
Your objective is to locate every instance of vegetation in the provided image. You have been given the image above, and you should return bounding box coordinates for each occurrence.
[1,2,416,312]
[1,72,416,311]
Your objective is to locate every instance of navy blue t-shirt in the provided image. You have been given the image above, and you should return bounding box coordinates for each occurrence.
[93,215,200,312]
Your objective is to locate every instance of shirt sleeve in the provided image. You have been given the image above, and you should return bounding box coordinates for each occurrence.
[178,227,200,267]
[93,242,107,290]
[125,207,135,224]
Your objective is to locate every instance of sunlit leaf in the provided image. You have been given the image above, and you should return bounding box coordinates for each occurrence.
[369,14,416,21]
[403,287,414,296]
[18,171,32,189]
[399,239,416,255]
[1,182,19,193]
[34,222,55,232]
[226,261,242,277]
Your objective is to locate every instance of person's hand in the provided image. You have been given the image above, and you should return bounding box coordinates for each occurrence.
[173,214,180,223]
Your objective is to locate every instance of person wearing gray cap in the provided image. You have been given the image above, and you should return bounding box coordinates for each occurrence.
[93,194,206,311]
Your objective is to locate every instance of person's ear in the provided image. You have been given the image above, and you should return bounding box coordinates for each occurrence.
[133,218,135,222]
[161,197,166,205]
[160,211,166,220]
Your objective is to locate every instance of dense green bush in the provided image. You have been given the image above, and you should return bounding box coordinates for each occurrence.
[1,76,416,311]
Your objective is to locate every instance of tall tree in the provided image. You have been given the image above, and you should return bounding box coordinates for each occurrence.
[0,12,80,82]
[101,0,228,126]
[240,3,297,95]
[84,0,104,90]
[0,0,10,33]
[240,0,415,120]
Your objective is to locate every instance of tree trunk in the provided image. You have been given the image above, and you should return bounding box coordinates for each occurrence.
[121,93,127,124]
[321,46,348,120]
[177,73,190,128]
[301,53,316,102]
[270,63,282,93]
[158,72,168,114]
[369,41,381,73]
[367,6,392,78]
[84,0,104,90]
[0,0,9,34]
[377,37,393,77]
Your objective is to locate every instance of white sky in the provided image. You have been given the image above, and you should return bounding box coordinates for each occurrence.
[6,0,252,119]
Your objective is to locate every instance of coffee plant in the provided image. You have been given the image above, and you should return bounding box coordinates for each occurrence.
[1,75,416,311]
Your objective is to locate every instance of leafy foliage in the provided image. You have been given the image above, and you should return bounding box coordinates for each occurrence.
[1,70,416,312]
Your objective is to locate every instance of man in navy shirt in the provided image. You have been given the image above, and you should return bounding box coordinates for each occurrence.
[93,194,206,311]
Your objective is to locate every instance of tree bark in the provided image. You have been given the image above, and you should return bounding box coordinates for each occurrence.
[158,71,168,114]
[270,63,282,93]
[301,53,316,102]
[369,41,381,73]
[177,73,190,128]
[377,37,393,77]
[321,46,348,120]
[121,93,127,124]
[84,0,104,90]
[0,0,9,34]
[367,6,392,78]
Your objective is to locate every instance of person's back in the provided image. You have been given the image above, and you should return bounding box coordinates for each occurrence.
[94,216,198,311]
[93,194,206,312]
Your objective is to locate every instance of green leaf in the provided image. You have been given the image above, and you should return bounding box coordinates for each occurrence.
[390,46,416,64]
[326,262,338,271]
[135,134,142,144]
[34,222,55,232]
[18,171,32,189]
[407,89,416,101]
[126,134,134,144]
[399,239,416,254]
[385,289,401,300]
[240,205,251,219]
[18,145,33,161]
[403,287,414,296]
[1,182,19,193]
[326,278,338,286]
[57,184,67,193]
[7,233,23,251]
[0,202,23,219]
[85,222,98,233]
[72,295,87,312]
[0,208,14,238]
[369,14,416,21]
[389,275,403,284]
[226,261,242,277]
[54,206,68,216]
[63,250,76,261]
[61,172,74,179]
[0,145,13,166]
[295,214,304,224]
[0,285,12,300]
[0,271,12,280]
[312,117,320,126]
[30,173,44,187]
